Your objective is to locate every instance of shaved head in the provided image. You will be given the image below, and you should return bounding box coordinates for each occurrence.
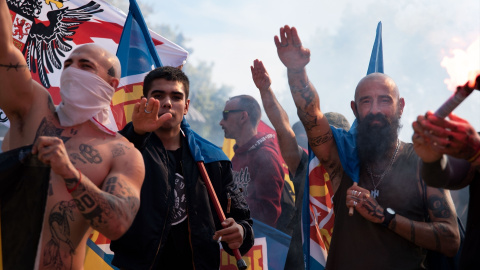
[71,44,121,79]
[354,73,399,102]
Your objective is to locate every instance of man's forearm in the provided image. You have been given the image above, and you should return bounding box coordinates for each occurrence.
[260,87,300,172]
[422,155,472,189]
[388,214,459,256]
[67,173,140,240]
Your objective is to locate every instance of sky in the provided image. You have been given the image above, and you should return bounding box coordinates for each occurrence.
[138,0,479,142]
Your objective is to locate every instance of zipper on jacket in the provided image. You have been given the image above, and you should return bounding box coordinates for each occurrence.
[149,152,172,270]
[149,204,170,270]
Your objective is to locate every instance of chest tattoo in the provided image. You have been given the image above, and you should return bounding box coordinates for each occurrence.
[79,144,102,164]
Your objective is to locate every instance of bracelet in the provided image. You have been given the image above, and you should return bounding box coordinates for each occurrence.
[467,148,480,163]
[66,169,82,193]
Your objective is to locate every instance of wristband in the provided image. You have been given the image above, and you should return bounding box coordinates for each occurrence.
[66,169,82,193]
[382,208,396,227]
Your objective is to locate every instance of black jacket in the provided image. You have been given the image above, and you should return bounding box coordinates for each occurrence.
[111,122,254,269]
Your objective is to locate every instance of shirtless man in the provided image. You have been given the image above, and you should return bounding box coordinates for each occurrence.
[0,0,148,268]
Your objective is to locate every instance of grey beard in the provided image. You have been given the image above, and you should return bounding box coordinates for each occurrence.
[356,113,401,164]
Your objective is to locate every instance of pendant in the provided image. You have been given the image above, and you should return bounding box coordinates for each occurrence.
[371,189,379,199]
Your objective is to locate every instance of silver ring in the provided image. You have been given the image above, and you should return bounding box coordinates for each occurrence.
[144,108,152,114]
[280,43,289,47]
[357,192,362,197]
[351,190,355,196]
[353,201,357,206]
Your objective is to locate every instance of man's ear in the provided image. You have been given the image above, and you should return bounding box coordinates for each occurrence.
[398,97,405,116]
[109,77,120,89]
[351,101,359,118]
[184,99,190,115]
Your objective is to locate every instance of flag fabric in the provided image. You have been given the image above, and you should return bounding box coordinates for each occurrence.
[301,21,384,269]
[2,0,188,128]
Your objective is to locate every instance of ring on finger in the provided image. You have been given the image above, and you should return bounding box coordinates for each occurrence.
[144,108,152,114]
[357,192,362,197]
[280,43,289,47]
[353,201,357,206]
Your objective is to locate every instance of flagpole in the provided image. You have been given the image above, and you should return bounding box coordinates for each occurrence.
[196,162,247,270]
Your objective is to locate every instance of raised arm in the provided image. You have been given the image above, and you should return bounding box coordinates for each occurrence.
[275,25,342,186]
[0,0,39,118]
[251,59,302,174]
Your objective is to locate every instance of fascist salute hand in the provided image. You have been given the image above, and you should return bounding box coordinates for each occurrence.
[251,59,272,92]
[274,25,311,72]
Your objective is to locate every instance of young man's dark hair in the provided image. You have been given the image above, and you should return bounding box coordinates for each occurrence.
[143,66,190,99]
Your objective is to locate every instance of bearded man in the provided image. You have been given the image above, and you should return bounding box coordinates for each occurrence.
[274,25,460,269]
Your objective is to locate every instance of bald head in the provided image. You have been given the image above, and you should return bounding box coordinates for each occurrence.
[354,73,399,102]
[71,44,121,79]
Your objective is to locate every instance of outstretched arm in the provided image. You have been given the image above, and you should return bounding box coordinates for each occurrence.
[32,136,145,240]
[251,59,301,174]
[275,25,342,190]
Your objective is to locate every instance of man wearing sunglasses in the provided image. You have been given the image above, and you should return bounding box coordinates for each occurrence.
[220,95,284,228]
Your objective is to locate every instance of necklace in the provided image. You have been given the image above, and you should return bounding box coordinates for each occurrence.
[366,139,400,199]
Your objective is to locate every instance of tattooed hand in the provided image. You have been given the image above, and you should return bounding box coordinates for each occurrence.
[32,136,77,179]
[346,184,385,224]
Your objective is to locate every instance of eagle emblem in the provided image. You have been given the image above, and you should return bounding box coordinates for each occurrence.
[8,0,103,88]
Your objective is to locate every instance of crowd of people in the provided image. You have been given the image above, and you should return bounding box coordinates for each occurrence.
[0,0,479,268]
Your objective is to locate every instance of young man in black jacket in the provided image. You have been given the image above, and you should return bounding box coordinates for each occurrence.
[111,66,254,269]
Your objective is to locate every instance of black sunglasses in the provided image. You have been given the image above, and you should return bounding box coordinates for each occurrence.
[222,110,245,121]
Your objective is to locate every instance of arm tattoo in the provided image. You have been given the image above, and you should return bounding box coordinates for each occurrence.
[430,223,441,250]
[410,220,416,243]
[427,195,451,218]
[291,81,314,107]
[297,110,319,131]
[71,176,139,230]
[0,63,28,71]
[309,129,333,147]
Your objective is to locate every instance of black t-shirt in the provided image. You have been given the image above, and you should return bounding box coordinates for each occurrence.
[156,147,193,270]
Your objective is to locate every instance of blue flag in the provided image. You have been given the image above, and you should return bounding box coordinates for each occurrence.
[116,0,162,76]
[181,118,229,163]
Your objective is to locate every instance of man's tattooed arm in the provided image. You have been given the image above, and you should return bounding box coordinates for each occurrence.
[0,63,28,71]
[68,174,140,240]
[386,188,460,256]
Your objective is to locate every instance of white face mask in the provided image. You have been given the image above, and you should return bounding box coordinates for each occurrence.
[56,67,118,135]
